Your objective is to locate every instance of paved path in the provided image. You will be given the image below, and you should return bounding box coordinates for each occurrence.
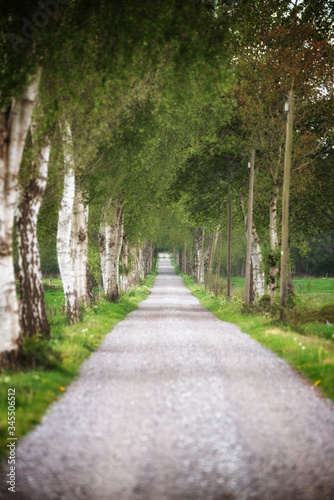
[2,254,334,499]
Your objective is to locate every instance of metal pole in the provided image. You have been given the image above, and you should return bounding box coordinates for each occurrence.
[245,149,255,304]
[280,88,294,320]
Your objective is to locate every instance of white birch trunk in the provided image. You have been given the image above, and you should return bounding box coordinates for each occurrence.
[268,185,280,300]
[98,224,107,291]
[138,246,145,280]
[141,242,153,278]
[0,69,41,362]
[57,121,79,324]
[72,189,89,305]
[240,197,265,301]
[120,239,145,292]
[250,230,265,299]
[120,236,130,292]
[193,227,202,283]
[16,139,51,337]
[135,247,143,283]
[99,200,123,301]
[198,227,205,285]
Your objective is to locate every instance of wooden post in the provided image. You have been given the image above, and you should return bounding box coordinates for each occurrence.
[280,88,294,320]
[245,149,255,304]
[227,195,232,299]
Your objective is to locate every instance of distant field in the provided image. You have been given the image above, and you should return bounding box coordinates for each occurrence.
[220,277,334,303]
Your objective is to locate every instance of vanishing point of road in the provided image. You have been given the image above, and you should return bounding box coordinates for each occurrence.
[2,254,334,499]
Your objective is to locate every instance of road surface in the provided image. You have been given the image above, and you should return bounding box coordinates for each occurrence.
[1,254,334,499]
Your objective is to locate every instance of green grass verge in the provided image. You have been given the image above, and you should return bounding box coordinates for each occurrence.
[0,273,156,464]
[179,272,334,401]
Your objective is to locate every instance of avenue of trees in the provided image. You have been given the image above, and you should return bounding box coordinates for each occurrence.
[0,0,333,365]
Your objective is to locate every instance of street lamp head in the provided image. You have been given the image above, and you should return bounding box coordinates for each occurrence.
[284,101,289,113]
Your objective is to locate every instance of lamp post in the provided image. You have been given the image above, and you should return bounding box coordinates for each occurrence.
[280,88,294,320]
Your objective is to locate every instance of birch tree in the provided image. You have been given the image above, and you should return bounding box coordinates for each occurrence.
[72,189,90,305]
[57,120,80,324]
[98,199,124,301]
[234,12,334,298]
[0,70,41,362]
[240,197,265,300]
[16,129,51,338]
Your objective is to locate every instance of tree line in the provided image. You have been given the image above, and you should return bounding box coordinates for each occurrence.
[0,0,333,365]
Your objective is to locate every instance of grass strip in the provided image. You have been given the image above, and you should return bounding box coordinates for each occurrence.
[0,273,156,463]
[179,271,334,401]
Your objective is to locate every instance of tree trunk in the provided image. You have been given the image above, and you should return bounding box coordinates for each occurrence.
[98,224,107,291]
[120,235,130,292]
[183,240,187,274]
[134,247,143,282]
[16,139,51,337]
[199,227,205,285]
[268,185,280,301]
[215,230,222,296]
[57,120,80,325]
[141,242,153,279]
[193,227,202,283]
[206,227,219,292]
[72,189,90,305]
[120,238,144,292]
[99,199,123,301]
[245,149,255,303]
[240,196,265,302]
[0,69,41,363]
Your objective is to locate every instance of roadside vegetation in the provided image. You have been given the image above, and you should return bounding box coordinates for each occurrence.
[0,273,156,463]
[173,263,334,401]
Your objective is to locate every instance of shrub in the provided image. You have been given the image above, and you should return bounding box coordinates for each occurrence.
[18,334,62,370]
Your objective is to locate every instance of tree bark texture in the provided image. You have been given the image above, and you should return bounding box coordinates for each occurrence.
[120,237,138,292]
[240,196,265,302]
[206,227,219,292]
[215,230,222,296]
[72,189,90,305]
[0,69,41,361]
[199,227,206,285]
[57,120,80,325]
[193,228,202,283]
[183,241,187,274]
[268,185,280,301]
[16,140,51,337]
[245,149,255,304]
[99,199,124,301]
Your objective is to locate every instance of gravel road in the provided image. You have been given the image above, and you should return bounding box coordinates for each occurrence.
[1,254,334,500]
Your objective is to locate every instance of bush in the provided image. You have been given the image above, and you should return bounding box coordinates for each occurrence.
[18,334,62,370]
[289,304,334,326]
[242,294,278,318]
